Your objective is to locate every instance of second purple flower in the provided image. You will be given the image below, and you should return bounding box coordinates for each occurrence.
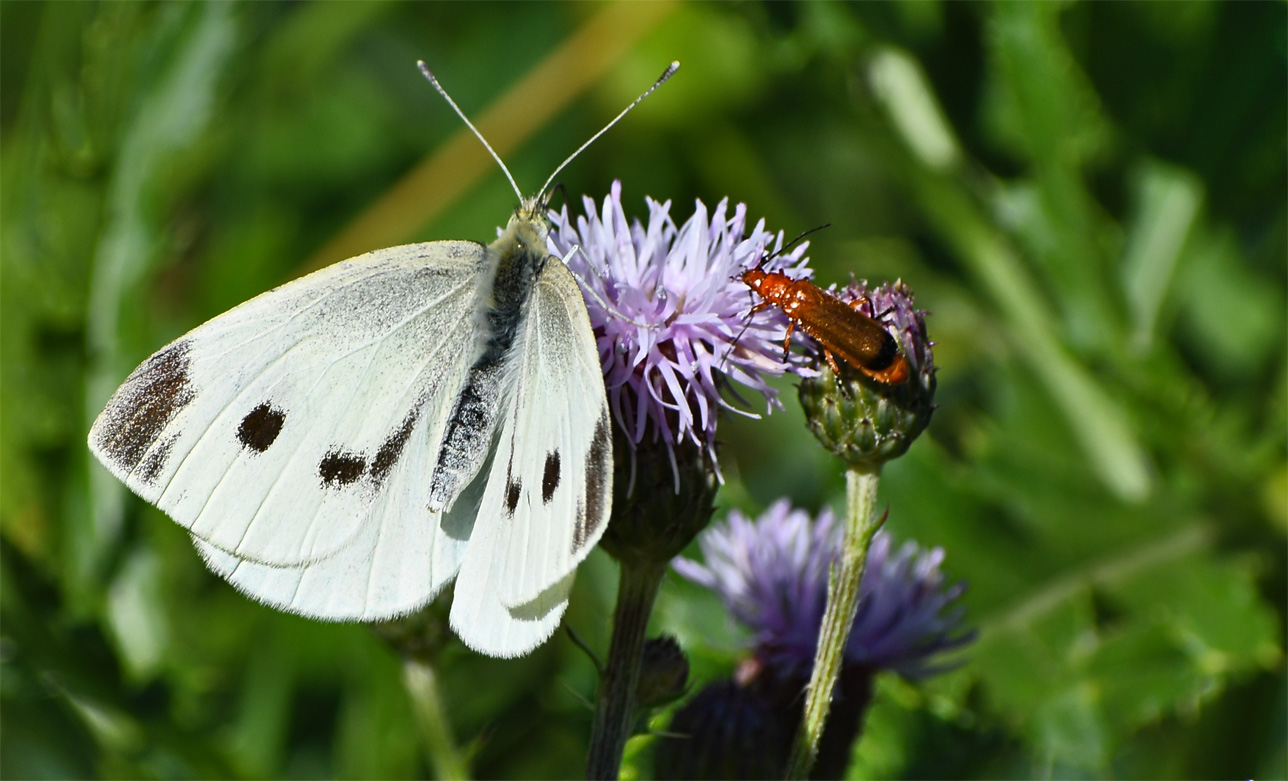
[547,181,809,475]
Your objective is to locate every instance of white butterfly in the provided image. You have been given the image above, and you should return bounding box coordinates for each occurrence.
[87,60,678,658]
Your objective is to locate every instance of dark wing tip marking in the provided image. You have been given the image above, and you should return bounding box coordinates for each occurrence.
[370,408,419,486]
[137,434,177,485]
[542,450,561,504]
[573,415,612,554]
[319,449,366,488]
[237,402,286,453]
[93,339,196,473]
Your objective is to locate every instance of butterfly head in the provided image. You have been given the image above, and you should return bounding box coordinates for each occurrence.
[499,195,552,255]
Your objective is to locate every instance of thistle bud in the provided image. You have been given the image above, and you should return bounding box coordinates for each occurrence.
[600,425,720,566]
[798,280,936,467]
[635,635,690,709]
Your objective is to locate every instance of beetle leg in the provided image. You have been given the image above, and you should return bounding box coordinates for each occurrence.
[781,320,796,361]
[823,348,843,376]
[851,294,897,323]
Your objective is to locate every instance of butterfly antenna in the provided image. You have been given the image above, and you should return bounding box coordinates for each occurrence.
[538,61,680,199]
[417,61,524,203]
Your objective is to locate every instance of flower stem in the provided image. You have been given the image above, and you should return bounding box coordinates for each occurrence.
[785,464,884,779]
[586,559,666,780]
[402,656,469,780]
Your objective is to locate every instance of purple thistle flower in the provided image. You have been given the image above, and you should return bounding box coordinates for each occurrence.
[547,181,809,474]
[673,500,975,681]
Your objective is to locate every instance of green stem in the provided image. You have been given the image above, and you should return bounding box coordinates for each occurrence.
[403,656,469,780]
[585,559,666,780]
[785,464,884,779]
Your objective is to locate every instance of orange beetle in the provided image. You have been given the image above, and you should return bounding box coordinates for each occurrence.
[742,267,909,385]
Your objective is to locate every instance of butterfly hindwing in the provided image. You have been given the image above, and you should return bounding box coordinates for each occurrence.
[450,253,612,656]
[190,443,485,620]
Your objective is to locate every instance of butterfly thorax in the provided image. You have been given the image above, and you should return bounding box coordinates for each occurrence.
[484,202,550,361]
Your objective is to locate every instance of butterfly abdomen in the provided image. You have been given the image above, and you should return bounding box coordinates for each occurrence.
[427,216,547,513]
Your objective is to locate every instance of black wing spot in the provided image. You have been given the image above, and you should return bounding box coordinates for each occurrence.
[319,450,366,488]
[94,339,196,472]
[573,415,612,554]
[237,402,286,453]
[370,408,419,485]
[542,450,561,504]
[504,454,522,516]
[505,478,522,516]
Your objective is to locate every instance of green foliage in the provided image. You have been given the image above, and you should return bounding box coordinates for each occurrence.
[3,1,1283,778]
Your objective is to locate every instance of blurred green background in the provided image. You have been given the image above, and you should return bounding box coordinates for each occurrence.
[2,2,1284,778]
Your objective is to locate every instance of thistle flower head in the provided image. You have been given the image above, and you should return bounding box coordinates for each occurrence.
[547,181,810,472]
[673,500,974,680]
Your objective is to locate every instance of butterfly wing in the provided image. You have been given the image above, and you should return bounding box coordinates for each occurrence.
[90,241,489,618]
[450,255,612,656]
[189,448,483,619]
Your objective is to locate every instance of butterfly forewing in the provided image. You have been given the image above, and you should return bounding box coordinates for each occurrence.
[495,257,613,607]
[449,241,613,656]
[90,242,487,570]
